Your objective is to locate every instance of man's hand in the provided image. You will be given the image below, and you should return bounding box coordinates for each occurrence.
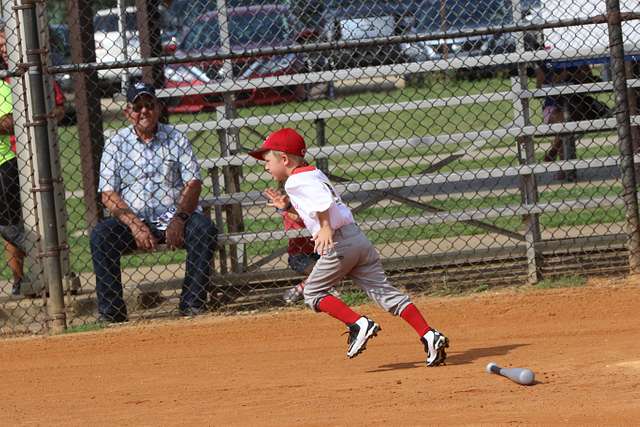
[165,216,186,249]
[130,222,157,250]
[264,187,289,210]
[313,225,334,256]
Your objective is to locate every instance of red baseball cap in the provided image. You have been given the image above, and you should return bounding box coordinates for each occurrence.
[248,128,306,160]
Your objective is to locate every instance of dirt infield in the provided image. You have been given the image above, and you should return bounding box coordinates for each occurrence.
[1,278,639,426]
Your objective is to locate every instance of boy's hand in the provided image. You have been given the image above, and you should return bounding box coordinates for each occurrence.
[313,225,334,256]
[264,188,289,210]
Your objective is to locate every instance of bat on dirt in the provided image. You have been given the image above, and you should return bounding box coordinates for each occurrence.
[486,362,535,386]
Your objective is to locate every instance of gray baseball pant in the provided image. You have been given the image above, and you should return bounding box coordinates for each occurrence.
[303,223,411,316]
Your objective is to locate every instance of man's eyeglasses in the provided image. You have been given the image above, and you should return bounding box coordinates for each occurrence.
[131,101,156,113]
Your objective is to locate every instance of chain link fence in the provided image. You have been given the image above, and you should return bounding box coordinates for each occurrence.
[1,0,639,335]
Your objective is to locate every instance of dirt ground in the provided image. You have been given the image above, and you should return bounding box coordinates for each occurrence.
[1,277,639,426]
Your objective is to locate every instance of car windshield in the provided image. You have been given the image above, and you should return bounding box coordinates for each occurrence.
[443,0,513,29]
[180,10,290,51]
[169,0,291,24]
[412,0,513,32]
[93,12,137,33]
[326,0,407,19]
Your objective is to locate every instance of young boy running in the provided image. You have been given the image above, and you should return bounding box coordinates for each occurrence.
[249,128,449,366]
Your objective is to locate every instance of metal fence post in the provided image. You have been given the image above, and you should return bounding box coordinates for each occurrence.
[35,2,76,296]
[22,0,66,332]
[117,0,130,93]
[135,0,165,89]
[511,0,540,284]
[217,0,245,273]
[606,0,640,274]
[211,166,228,275]
[67,0,104,230]
[315,119,329,174]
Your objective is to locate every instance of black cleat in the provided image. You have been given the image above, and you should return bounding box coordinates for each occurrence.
[421,329,449,367]
[11,279,21,297]
[346,316,380,359]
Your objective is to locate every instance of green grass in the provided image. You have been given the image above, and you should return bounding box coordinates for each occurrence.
[471,284,490,293]
[338,289,369,306]
[64,323,106,334]
[534,275,587,289]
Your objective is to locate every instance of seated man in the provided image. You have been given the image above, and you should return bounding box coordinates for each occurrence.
[90,82,217,323]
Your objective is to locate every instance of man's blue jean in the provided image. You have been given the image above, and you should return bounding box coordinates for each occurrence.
[90,213,217,321]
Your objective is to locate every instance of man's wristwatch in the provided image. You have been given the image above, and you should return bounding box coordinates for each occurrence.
[175,212,190,222]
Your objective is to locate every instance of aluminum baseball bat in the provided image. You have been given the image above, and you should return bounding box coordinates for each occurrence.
[486,362,535,385]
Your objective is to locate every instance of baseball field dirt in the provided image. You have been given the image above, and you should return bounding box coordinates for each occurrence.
[1,277,639,425]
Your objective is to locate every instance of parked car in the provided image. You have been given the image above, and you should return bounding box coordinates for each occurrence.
[322,0,440,69]
[399,0,542,78]
[164,0,217,39]
[409,0,509,59]
[93,6,176,93]
[165,5,307,113]
[477,1,543,56]
[93,6,142,90]
[536,0,640,58]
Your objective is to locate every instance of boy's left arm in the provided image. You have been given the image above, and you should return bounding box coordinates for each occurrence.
[313,210,334,255]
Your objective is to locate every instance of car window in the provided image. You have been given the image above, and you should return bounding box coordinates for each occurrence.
[412,1,442,33]
[180,17,221,51]
[410,0,516,33]
[94,12,137,33]
[326,0,415,17]
[180,10,291,51]
[232,13,289,46]
[169,0,216,26]
[443,0,512,29]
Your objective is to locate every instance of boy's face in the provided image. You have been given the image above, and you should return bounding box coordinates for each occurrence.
[263,151,289,181]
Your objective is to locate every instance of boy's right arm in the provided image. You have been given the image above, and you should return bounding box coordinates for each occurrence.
[264,187,288,209]
[313,210,334,255]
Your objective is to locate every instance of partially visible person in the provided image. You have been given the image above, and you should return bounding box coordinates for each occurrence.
[536,62,609,163]
[0,21,66,296]
[0,75,24,296]
[90,82,217,323]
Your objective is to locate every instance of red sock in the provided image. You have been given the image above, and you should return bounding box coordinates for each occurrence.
[317,295,361,325]
[400,303,430,337]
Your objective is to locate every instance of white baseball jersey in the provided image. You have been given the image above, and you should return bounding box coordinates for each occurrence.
[284,166,354,236]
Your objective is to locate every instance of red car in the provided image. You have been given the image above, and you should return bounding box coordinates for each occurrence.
[165,5,307,113]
